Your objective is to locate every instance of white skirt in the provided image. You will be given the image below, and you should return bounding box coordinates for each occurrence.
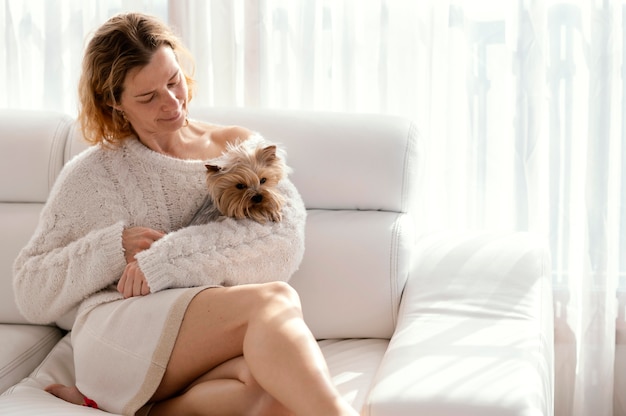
[71,286,213,415]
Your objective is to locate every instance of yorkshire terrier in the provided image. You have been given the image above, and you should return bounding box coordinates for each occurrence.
[189,140,287,225]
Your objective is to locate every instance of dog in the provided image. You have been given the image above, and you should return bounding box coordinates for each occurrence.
[189,140,287,225]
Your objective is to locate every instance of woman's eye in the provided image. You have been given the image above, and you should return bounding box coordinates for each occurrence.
[236,183,246,190]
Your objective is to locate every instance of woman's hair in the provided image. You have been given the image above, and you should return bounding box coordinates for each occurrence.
[78,12,195,146]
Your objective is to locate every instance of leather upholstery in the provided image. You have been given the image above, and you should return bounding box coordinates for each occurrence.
[0,108,554,415]
[365,231,554,415]
[0,110,72,203]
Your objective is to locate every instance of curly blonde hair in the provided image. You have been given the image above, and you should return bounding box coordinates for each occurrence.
[78,13,195,146]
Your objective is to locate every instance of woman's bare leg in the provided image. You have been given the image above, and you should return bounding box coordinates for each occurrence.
[45,384,85,406]
[149,356,291,416]
[150,282,357,416]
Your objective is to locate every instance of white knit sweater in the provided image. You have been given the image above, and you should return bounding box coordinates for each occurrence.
[12,136,306,328]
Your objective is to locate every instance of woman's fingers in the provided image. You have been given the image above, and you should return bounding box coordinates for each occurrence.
[117,262,151,298]
[122,227,166,263]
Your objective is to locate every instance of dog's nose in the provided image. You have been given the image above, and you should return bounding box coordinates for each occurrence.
[252,194,263,204]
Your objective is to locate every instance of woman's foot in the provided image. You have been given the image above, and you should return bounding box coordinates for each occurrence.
[45,384,95,407]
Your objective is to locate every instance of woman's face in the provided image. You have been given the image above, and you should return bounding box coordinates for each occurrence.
[118,45,188,138]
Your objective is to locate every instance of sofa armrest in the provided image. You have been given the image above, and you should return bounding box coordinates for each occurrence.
[363,231,554,416]
[0,324,63,394]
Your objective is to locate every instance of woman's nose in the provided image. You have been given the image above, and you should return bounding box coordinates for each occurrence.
[161,90,180,109]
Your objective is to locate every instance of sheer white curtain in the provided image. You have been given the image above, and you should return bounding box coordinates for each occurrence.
[2,0,625,415]
[0,0,168,112]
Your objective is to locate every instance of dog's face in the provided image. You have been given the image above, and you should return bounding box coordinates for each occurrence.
[205,144,285,223]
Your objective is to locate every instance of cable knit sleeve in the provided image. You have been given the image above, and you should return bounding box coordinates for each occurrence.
[12,150,128,325]
[135,178,306,292]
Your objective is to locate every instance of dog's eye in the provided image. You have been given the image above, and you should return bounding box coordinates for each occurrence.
[260,178,267,184]
[236,183,246,190]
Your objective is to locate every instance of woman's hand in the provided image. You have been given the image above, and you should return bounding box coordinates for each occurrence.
[118,226,163,298]
[117,261,150,298]
[122,226,165,264]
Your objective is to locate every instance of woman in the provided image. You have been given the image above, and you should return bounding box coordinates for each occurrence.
[13,12,358,416]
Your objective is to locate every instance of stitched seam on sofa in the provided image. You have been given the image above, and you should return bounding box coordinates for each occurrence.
[47,116,72,194]
[64,123,80,164]
[29,333,70,379]
[400,121,418,214]
[0,328,60,379]
[388,213,401,328]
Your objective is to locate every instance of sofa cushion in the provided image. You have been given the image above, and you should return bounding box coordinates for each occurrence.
[363,231,554,415]
[321,338,389,412]
[0,324,63,394]
[0,110,71,203]
[291,209,414,339]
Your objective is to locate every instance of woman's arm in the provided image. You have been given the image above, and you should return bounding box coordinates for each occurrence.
[136,178,306,293]
[12,154,128,324]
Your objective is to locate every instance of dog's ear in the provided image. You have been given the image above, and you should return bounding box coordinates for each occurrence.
[205,164,221,172]
[258,145,277,163]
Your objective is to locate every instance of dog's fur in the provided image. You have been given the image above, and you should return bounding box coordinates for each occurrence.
[189,141,287,225]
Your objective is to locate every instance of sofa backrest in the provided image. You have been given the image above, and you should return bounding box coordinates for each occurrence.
[2,107,422,340]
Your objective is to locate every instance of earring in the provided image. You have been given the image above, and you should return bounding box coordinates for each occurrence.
[183,117,189,127]
[114,108,129,129]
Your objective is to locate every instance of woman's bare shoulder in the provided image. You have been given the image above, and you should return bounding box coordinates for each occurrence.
[212,125,254,145]
[194,120,253,145]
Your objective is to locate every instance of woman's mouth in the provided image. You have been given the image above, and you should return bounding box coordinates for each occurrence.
[161,111,182,122]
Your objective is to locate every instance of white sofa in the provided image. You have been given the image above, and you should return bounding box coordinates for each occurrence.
[0,107,554,415]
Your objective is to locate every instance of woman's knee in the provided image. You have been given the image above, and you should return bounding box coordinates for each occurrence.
[261,281,300,303]
[252,281,302,316]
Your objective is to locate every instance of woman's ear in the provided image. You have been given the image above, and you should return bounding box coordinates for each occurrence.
[107,98,123,112]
